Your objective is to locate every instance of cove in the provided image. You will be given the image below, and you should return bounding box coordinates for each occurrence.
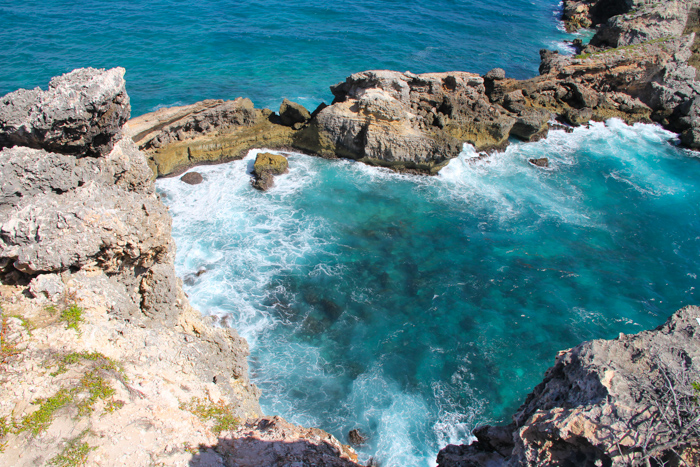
[157,120,700,466]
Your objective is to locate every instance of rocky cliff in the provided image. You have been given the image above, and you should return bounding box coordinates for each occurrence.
[437,306,700,466]
[0,68,360,466]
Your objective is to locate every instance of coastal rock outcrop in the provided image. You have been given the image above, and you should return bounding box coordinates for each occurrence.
[252,152,289,190]
[0,69,361,466]
[127,97,277,176]
[437,306,700,466]
[0,67,130,157]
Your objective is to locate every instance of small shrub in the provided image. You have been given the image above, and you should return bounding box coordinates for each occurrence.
[59,305,84,334]
[76,371,116,416]
[19,389,73,435]
[48,430,96,467]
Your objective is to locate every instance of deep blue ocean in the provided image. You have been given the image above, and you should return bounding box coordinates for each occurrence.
[4,1,700,466]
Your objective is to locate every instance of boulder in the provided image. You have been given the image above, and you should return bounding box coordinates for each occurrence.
[563,107,593,126]
[279,98,311,126]
[0,67,130,157]
[28,273,65,300]
[510,109,551,141]
[180,171,204,184]
[484,68,506,80]
[348,429,367,446]
[253,152,288,176]
[252,152,288,191]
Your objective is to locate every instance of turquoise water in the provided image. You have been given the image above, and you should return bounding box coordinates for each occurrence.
[158,121,700,465]
[0,0,575,116]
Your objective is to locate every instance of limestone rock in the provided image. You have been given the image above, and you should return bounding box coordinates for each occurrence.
[180,171,204,184]
[127,99,296,177]
[0,67,130,156]
[130,98,258,152]
[279,98,311,126]
[252,152,288,190]
[437,306,700,466]
[484,68,506,80]
[27,273,64,300]
[592,1,692,48]
[0,137,153,214]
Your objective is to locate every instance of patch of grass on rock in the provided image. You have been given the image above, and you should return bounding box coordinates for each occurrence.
[48,429,96,467]
[179,397,239,434]
[59,304,84,334]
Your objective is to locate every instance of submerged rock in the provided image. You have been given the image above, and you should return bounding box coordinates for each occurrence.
[437,306,700,466]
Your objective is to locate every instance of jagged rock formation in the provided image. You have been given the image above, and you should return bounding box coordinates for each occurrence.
[296,69,549,173]
[0,67,130,157]
[437,306,700,466]
[0,68,361,466]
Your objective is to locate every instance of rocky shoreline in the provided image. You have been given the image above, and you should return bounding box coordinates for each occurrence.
[128,0,700,180]
[2,0,700,466]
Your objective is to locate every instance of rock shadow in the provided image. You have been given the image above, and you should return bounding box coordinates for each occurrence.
[188,416,364,467]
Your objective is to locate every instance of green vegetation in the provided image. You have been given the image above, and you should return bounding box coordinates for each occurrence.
[0,416,10,452]
[18,389,72,435]
[59,304,84,334]
[76,371,116,416]
[15,351,126,435]
[48,430,96,467]
[179,397,239,434]
[574,36,674,60]
[50,351,126,379]
[103,398,124,414]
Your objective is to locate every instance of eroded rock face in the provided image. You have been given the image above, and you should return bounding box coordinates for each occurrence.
[0,67,130,157]
[298,70,522,173]
[437,306,700,467]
